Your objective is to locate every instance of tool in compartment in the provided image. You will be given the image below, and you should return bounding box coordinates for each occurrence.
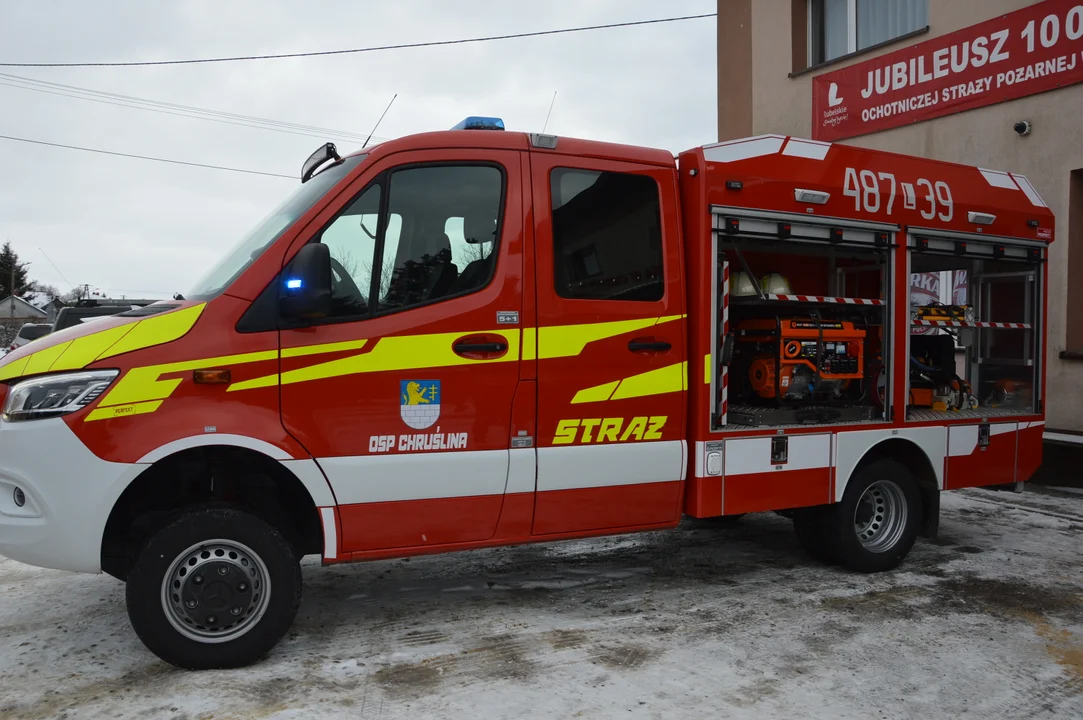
[908,334,978,411]
[983,378,1031,409]
[914,302,974,323]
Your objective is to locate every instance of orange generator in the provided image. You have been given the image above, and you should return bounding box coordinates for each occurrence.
[736,319,866,402]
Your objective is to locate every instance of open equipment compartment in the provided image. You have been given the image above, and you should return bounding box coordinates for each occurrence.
[906,230,1044,420]
[710,209,894,430]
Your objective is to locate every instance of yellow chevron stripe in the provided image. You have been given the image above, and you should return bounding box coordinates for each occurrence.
[612,361,686,400]
[538,315,682,360]
[23,341,72,376]
[77,316,680,420]
[522,328,537,361]
[282,339,368,358]
[98,349,278,408]
[232,329,521,392]
[0,356,30,382]
[0,303,206,382]
[571,361,687,404]
[97,304,206,361]
[571,380,619,405]
[51,325,137,372]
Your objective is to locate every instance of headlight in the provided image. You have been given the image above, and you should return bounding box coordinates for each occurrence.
[3,370,119,422]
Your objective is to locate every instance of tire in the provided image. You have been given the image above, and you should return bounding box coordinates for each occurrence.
[829,458,920,573]
[792,506,838,564]
[125,506,302,670]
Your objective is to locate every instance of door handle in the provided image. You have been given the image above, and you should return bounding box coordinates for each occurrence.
[628,339,672,353]
[452,333,510,359]
[454,342,507,354]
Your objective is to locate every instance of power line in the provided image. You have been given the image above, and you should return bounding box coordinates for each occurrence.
[0,13,716,68]
[0,134,294,179]
[0,73,384,144]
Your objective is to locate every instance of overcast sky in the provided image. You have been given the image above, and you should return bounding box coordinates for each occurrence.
[0,1,716,300]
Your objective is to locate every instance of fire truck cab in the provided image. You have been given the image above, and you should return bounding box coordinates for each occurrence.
[0,119,1053,668]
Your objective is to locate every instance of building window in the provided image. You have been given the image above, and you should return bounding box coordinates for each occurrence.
[550,168,664,302]
[809,0,927,65]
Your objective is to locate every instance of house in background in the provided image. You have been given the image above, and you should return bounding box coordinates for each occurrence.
[20,290,65,323]
[0,295,48,325]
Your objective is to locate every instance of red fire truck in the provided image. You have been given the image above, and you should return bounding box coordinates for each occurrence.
[0,118,1052,668]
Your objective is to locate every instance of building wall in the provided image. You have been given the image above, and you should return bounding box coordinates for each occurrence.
[719,0,1083,432]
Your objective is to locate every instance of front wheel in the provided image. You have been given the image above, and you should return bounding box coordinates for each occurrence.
[125,506,302,669]
[830,458,920,573]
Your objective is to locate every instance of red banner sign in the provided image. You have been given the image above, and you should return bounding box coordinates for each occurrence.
[910,272,941,335]
[952,270,968,305]
[813,0,1083,141]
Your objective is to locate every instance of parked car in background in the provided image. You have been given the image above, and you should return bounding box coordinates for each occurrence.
[8,322,52,352]
[51,305,137,332]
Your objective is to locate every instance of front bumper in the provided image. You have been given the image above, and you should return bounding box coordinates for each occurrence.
[0,417,145,573]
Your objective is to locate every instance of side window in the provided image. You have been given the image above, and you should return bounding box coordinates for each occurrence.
[550,168,664,302]
[377,165,503,313]
[317,184,386,318]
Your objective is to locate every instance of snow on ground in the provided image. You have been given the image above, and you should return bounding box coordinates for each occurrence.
[1,487,1081,720]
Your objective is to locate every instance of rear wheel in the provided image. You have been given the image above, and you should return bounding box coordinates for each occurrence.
[125,506,302,669]
[830,459,920,573]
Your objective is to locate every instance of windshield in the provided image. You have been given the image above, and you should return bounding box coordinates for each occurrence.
[185,154,365,300]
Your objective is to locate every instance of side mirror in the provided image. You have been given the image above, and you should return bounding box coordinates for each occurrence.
[279,243,332,320]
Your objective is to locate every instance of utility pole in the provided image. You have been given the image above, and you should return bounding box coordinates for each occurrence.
[9,259,13,333]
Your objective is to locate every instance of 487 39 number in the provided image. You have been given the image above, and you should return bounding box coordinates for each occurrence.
[843,167,954,221]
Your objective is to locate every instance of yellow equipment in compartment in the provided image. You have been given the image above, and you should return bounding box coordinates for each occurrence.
[915,304,972,322]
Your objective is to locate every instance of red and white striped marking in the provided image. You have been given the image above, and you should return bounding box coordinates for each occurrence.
[978,168,1048,208]
[720,262,729,424]
[701,135,833,164]
[912,320,1031,329]
[760,294,885,305]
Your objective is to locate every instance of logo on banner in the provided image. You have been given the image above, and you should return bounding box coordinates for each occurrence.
[400,380,441,429]
[828,82,844,107]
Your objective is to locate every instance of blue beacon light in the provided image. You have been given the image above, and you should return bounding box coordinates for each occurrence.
[451,116,505,131]
[286,278,304,290]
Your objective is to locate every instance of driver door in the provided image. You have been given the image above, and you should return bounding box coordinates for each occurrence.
[277,149,525,555]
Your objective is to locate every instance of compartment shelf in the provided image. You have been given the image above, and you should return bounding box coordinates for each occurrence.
[732,294,885,305]
[725,403,886,430]
[911,320,1031,329]
[907,406,1034,421]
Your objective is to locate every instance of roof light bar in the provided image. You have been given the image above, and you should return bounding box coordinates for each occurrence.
[451,116,505,131]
